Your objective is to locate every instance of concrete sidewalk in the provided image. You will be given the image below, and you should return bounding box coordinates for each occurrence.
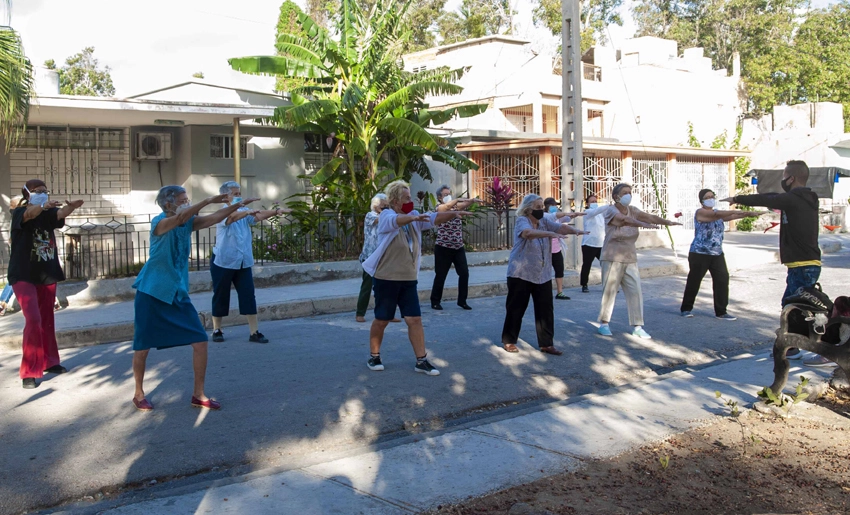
[55,351,835,515]
[0,232,845,350]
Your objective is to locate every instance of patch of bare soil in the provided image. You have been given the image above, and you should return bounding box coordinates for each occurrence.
[430,389,850,515]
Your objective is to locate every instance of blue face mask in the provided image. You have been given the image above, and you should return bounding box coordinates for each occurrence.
[231,196,243,205]
[548,206,558,213]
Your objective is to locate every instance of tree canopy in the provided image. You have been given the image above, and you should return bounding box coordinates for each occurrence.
[532,0,624,52]
[0,22,34,149]
[44,46,115,97]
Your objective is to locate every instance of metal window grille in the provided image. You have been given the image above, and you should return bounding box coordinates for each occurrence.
[542,105,559,134]
[632,158,669,218]
[210,135,251,159]
[581,153,623,203]
[675,157,730,230]
[472,150,540,206]
[501,105,534,133]
[582,63,602,82]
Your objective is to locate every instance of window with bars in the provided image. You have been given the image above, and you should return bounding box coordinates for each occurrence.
[501,105,533,133]
[586,109,604,138]
[542,105,559,134]
[210,135,253,159]
[17,127,125,150]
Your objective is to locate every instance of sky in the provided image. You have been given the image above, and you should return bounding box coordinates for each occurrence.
[9,0,842,98]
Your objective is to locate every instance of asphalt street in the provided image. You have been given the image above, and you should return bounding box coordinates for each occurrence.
[1,251,848,515]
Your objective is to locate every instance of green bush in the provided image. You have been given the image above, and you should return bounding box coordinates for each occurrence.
[736,205,757,232]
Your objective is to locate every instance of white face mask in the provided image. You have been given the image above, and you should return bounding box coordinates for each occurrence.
[618,194,632,206]
[442,194,452,203]
[589,203,598,209]
[702,198,716,209]
[175,202,192,214]
[29,192,49,206]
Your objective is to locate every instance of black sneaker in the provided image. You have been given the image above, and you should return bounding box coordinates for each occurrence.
[414,359,440,376]
[22,378,39,389]
[367,356,384,371]
[431,303,443,310]
[212,330,224,342]
[44,365,68,374]
[581,286,590,293]
[248,332,269,344]
[458,303,472,310]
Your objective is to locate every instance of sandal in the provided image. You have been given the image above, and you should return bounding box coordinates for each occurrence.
[133,397,154,412]
[503,343,519,353]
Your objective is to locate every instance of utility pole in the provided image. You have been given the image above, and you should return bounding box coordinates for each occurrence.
[561,0,584,268]
[233,118,241,185]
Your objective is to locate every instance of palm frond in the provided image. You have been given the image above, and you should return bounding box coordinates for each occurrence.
[426,103,488,125]
[283,99,339,126]
[0,27,33,150]
[311,156,345,186]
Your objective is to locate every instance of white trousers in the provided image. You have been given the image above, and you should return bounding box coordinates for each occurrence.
[598,260,644,326]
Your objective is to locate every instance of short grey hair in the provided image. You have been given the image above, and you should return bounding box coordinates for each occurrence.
[517,194,542,217]
[219,181,240,194]
[370,193,387,210]
[611,183,631,200]
[155,185,186,211]
[436,184,451,198]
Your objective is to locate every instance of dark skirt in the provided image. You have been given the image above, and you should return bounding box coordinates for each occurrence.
[133,291,208,351]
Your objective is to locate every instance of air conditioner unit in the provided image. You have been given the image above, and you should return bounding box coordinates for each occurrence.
[136,132,172,161]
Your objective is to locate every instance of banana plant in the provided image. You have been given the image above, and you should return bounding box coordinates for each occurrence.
[0,4,35,151]
[229,0,486,215]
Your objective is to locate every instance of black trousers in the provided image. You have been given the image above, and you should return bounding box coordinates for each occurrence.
[501,277,554,348]
[430,245,469,305]
[680,252,730,316]
[580,245,602,287]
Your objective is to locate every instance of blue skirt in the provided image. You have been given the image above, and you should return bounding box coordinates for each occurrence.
[133,291,208,351]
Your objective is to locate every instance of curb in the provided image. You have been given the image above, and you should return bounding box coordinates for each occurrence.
[0,261,688,351]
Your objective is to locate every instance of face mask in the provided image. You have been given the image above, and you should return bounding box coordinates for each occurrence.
[29,192,49,206]
[589,203,598,209]
[231,196,242,205]
[702,198,716,209]
[781,176,794,193]
[531,209,544,220]
[548,206,558,213]
[175,202,192,214]
[618,194,632,206]
[401,202,415,214]
[442,195,452,203]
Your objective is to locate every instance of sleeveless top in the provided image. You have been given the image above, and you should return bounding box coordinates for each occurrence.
[690,212,725,256]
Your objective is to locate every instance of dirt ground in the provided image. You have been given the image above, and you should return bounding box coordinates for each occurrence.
[429,387,850,515]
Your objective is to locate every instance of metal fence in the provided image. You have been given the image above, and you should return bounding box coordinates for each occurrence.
[0,209,518,282]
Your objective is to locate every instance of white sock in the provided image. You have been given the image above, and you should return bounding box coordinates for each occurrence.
[633,325,642,331]
[600,323,609,328]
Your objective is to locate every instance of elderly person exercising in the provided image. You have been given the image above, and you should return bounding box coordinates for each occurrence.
[131,185,259,412]
[210,181,291,343]
[430,184,483,310]
[8,180,84,389]
[362,180,471,375]
[501,194,588,355]
[357,193,400,323]
[596,183,681,339]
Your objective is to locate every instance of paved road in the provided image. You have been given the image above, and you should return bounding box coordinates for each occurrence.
[1,251,848,515]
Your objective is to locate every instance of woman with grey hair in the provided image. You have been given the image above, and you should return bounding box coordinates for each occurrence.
[430,184,483,310]
[210,181,291,343]
[501,194,588,355]
[596,183,681,339]
[356,192,400,323]
[130,185,259,412]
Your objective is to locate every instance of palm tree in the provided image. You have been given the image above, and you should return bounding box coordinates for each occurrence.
[229,0,484,214]
[0,0,34,150]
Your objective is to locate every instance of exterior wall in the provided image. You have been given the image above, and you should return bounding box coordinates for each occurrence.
[184,125,305,212]
[128,126,183,214]
[6,128,132,216]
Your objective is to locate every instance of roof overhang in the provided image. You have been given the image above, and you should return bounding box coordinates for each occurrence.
[457,135,750,157]
[26,95,277,127]
[830,139,850,150]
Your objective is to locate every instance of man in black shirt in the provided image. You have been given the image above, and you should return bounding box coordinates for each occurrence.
[721,160,821,359]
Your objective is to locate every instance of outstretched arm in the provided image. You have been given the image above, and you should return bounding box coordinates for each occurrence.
[155,194,228,236]
[436,198,483,212]
[247,207,291,223]
[57,199,85,221]
[697,209,771,223]
[194,197,261,231]
[434,210,473,225]
[609,213,658,229]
